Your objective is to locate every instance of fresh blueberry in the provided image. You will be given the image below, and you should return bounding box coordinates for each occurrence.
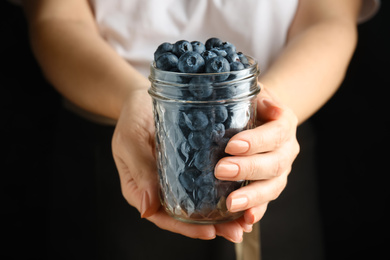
[226,52,240,63]
[196,184,215,204]
[173,40,193,57]
[214,106,228,123]
[237,52,250,67]
[221,42,236,55]
[201,50,218,63]
[155,52,179,71]
[188,131,209,150]
[178,51,205,73]
[205,56,230,73]
[191,41,206,54]
[189,85,213,100]
[205,37,223,50]
[210,47,228,57]
[189,77,213,99]
[211,123,225,143]
[230,61,245,71]
[215,85,236,100]
[154,42,174,61]
[205,56,230,81]
[179,168,202,193]
[192,171,217,208]
[183,110,209,131]
[193,149,212,172]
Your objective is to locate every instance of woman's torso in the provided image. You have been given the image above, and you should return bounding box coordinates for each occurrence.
[89,0,299,76]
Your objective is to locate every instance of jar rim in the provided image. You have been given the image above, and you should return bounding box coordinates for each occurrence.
[148,55,260,103]
[149,55,260,80]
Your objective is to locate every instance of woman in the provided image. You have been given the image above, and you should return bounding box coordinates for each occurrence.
[17,0,379,259]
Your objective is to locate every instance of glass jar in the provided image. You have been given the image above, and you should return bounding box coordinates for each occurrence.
[148,56,260,224]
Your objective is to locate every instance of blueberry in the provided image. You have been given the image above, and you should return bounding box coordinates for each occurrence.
[178,51,205,73]
[196,184,215,204]
[191,41,206,54]
[189,85,213,100]
[214,106,228,123]
[230,61,245,71]
[154,42,174,61]
[205,37,223,50]
[193,149,212,171]
[211,123,225,143]
[179,168,202,193]
[237,52,250,67]
[215,85,236,99]
[155,52,179,71]
[221,42,236,55]
[183,110,209,131]
[188,131,209,150]
[173,40,193,57]
[210,47,228,57]
[189,77,213,99]
[205,56,230,73]
[226,53,240,63]
[201,50,218,63]
[205,56,230,81]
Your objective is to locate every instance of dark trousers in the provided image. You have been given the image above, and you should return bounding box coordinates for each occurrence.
[46,108,324,260]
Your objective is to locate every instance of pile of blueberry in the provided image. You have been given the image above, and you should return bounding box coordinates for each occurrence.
[152,38,256,222]
[154,37,249,74]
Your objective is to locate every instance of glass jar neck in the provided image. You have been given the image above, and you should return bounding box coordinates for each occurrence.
[149,55,260,103]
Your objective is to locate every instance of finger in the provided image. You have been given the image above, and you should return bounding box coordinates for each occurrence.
[215,140,298,181]
[243,204,269,225]
[257,97,283,122]
[235,216,254,233]
[226,177,288,213]
[215,220,244,243]
[147,208,217,240]
[225,116,294,156]
[112,132,160,218]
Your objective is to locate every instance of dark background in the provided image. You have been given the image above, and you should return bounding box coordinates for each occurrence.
[1,1,389,259]
[312,1,390,258]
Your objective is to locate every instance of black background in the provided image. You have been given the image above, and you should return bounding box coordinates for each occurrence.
[312,1,390,258]
[1,1,389,259]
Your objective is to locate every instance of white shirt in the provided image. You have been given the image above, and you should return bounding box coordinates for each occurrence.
[89,0,380,77]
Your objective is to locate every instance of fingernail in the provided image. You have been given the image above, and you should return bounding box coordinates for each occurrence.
[225,140,250,154]
[243,224,253,233]
[140,191,150,218]
[229,235,243,244]
[215,162,239,179]
[228,196,248,212]
[199,235,217,240]
[262,98,282,119]
[261,98,276,108]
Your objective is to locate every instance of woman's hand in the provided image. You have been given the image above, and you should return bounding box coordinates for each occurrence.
[112,85,299,243]
[215,85,300,227]
[111,90,248,243]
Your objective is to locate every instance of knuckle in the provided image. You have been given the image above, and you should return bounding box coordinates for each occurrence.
[272,153,286,177]
[272,178,288,201]
[274,123,285,149]
[253,132,264,150]
[247,158,259,180]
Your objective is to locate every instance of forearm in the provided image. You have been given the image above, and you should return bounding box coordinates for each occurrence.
[260,0,361,124]
[23,0,149,120]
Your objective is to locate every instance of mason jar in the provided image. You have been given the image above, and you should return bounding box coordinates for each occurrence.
[148,56,260,224]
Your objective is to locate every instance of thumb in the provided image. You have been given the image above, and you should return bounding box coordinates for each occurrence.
[257,97,283,122]
[112,146,160,219]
